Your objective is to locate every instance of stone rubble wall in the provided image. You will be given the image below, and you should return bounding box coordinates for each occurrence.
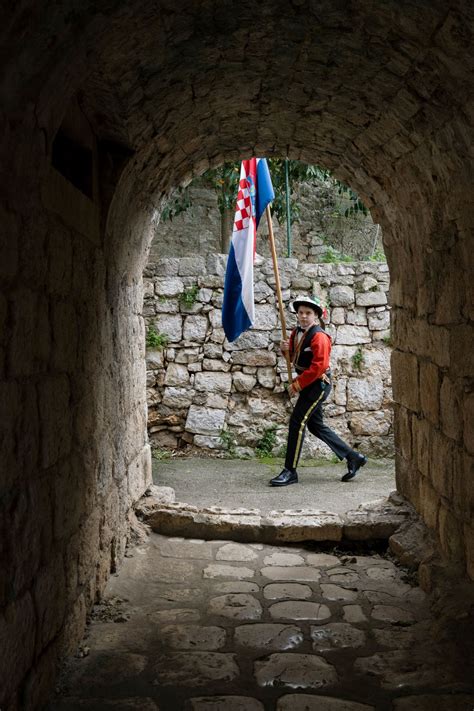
[144,256,392,459]
[149,178,382,263]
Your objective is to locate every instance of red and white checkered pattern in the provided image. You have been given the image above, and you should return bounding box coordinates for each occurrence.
[233,177,253,232]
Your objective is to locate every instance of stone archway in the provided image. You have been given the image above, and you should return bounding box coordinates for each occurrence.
[1,2,473,707]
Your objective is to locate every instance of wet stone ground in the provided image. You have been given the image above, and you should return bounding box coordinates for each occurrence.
[49,534,474,711]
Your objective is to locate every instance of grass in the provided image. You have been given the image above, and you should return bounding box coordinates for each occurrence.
[146,326,169,350]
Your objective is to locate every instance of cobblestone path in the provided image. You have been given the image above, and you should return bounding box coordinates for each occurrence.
[50,534,474,711]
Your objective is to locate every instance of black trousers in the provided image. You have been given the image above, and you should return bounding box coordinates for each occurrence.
[284,378,353,471]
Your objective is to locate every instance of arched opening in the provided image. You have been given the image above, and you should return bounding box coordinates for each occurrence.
[1,2,472,707]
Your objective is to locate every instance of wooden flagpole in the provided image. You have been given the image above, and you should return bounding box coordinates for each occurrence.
[265,204,293,385]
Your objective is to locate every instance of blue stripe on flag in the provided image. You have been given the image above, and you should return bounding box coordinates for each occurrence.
[256,158,275,227]
[222,243,252,342]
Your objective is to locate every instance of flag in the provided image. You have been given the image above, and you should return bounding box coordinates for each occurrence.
[222,158,274,342]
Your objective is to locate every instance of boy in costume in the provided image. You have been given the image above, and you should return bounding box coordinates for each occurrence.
[270,295,367,486]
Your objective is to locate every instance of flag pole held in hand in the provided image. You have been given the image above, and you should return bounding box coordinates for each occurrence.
[265,204,293,385]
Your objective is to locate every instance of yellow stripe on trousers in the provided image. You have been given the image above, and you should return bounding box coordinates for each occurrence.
[292,390,326,469]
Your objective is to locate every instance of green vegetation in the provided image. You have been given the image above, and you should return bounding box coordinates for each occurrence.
[352,346,365,371]
[146,326,169,350]
[322,246,353,264]
[161,159,367,226]
[369,249,387,262]
[382,332,392,346]
[151,446,171,460]
[255,426,278,458]
[179,285,200,308]
[219,429,236,457]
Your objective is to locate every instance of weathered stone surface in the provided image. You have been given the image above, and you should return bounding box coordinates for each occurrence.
[164,363,190,386]
[311,623,366,650]
[234,624,303,651]
[154,314,183,342]
[160,625,226,650]
[189,698,264,711]
[183,315,209,342]
[355,291,387,306]
[277,696,374,710]
[155,277,184,297]
[392,694,474,710]
[347,377,384,411]
[203,564,255,580]
[263,583,312,600]
[320,584,358,602]
[255,653,337,689]
[232,372,257,392]
[370,605,415,624]
[214,582,259,594]
[306,553,340,567]
[185,406,226,435]
[353,650,455,690]
[263,552,305,566]
[343,605,368,623]
[208,594,262,620]
[262,566,321,582]
[335,325,371,345]
[330,285,355,306]
[148,608,201,624]
[153,652,239,686]
[269,601,331,621]
[194,372,232,393]
[216,543,258,561]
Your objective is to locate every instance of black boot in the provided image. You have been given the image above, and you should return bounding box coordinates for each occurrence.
[341,452,367,482]
[270,468,298,486]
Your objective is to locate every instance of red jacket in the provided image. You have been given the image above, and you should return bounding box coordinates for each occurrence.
[289,328,331,391]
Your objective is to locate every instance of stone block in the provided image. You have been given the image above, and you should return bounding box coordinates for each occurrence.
[0,593,36,703]
[257,367,276,388]
[232,350,276,366]
[418,477,440,530]
[330,307,345,325]
[253,304,278,330]
[226,331,269,350]
[329,285,354,306]
[438,504,465,562]
[355,291,387,306]
[202,358,231,372]
[439,376,463,441]
[367,309,390,331]
[154,277,184,297]
[162,387,194,408]
[152,258,179,276]
[38,374,72,468]
[349,411,391,435]
[391,350,419,412]
[335,325,371,345]
[346,307,368,325]
[347,377,383,411]
[183,315,209,342]
[178,256,206,276]
[185,406,226,435]
[194,435,225,449]
[194,372,232,393]
[146,350,164,369]
[154,314,183,342]
[463,392,474,455]
[233,372,257,392]
[464,523,474,580]
[419,361,439,425]
[164,363,189,387]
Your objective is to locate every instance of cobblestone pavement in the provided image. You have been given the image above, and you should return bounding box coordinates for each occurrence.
[50,534,474,711]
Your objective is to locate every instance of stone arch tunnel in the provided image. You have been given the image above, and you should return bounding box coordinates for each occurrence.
[1,1,473,708]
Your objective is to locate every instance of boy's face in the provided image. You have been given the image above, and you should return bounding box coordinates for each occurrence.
[297,305,317,329]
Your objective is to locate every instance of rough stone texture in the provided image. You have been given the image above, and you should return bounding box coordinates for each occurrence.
[145,258,392,458]
[2,2,474,706]
[277,697,375,711]
[254,653,338,689]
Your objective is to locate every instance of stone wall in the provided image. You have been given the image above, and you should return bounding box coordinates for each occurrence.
[149,178,382,263]
[0,98,151,710]
[144,256,392,459]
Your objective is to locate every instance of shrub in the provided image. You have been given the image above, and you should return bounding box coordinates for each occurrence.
[352,346,364,371]
[146,326,169,350]
[179,285,200,308]
[255,426,278,458]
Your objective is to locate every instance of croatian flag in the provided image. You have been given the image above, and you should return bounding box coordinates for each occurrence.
[222,158,274,342]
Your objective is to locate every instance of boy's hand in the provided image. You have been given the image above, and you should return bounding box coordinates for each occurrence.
[280,339,290,353]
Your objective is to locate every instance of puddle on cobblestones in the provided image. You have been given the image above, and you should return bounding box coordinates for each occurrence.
[49,533,474,711]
